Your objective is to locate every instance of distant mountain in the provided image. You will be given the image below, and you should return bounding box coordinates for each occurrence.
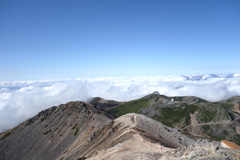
[107,92,240,145]
[181,73,240,81]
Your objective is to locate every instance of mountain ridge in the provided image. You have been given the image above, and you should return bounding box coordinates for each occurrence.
[0,101,195,160]
[92,93,240,144]
[1,95,240,159]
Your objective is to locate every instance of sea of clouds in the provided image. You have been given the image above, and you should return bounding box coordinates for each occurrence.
[1,73,240,132]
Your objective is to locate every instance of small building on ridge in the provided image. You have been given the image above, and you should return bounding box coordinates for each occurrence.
[221,140,240,150]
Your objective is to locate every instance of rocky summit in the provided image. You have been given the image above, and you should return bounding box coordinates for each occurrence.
[0,100,240,160]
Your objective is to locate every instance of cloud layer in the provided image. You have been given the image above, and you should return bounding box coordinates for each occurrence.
[1,73,240,132]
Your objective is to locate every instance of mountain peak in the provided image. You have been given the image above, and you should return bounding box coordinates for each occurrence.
[25,101,114,128]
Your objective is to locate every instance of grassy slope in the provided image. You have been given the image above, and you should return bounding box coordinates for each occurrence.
[152,104,198,128]
[108,97,149,117]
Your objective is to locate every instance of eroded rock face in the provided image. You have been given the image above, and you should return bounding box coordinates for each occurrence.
[88,113,195,160]
[0,101,113,160]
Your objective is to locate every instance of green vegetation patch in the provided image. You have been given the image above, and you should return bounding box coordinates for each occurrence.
[72,124,78,130]
[74,126,80,136]
[202,123,240,145]
[196,104,230,123]
[152,104,199,127]
[219,103,234,110]
[232,135,240,146]
[108,98,149,117]
[237,119,240,123]
[71,123,80,136]
[0,131,12,140]
[198,108,214,123]
[172,96,185,102]
[90,97,101,104]
[202,125,210,131]
[203,124,229,141]
[197,98,208,103]
[43,130,51,135]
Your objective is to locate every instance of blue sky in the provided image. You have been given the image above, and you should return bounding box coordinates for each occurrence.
[1,0,239,80]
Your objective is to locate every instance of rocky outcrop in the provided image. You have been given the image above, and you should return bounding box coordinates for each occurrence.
[161,139,240,160]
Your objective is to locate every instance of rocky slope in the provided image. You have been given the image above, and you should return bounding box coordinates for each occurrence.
[162,139,240,160]
[0,101,115,160]
[107,93,240,144]
[0,101,195,160]
[1,100,240,160]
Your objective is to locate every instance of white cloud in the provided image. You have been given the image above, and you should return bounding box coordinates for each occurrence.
[0,73,240,132]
